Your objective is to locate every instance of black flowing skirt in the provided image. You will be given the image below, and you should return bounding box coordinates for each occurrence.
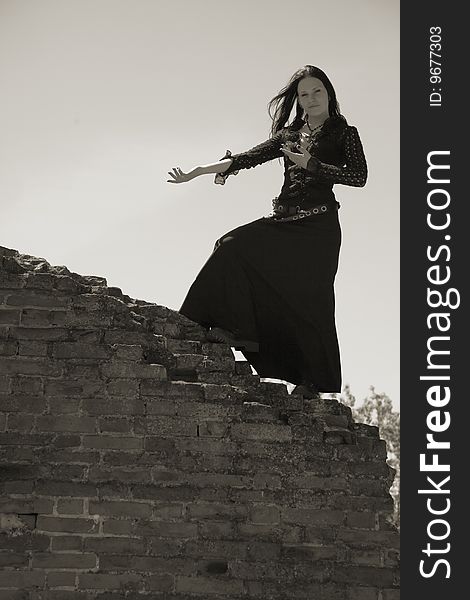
[179,209,342,392]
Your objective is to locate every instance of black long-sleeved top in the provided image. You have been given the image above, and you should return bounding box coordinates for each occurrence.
[214,118,367,210]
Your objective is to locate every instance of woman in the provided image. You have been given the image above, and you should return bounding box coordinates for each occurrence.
[168,65,367,398]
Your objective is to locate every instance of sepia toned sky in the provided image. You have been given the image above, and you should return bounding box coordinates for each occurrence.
[0,0,400,408]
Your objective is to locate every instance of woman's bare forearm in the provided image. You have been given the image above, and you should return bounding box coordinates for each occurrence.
[167,158,233,184]
[193,158,233,177]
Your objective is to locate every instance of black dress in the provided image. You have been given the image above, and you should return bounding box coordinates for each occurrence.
[179,117,367,392]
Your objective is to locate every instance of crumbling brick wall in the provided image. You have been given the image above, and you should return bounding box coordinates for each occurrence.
[0,245,399,599]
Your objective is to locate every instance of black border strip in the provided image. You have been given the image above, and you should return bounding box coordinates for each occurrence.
[401,2,466,595]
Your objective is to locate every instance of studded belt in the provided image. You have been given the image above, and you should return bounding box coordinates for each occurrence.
[265,201,339,222]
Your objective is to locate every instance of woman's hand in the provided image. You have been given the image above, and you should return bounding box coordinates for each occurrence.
[281,134,312,170]
[167,167,196,184]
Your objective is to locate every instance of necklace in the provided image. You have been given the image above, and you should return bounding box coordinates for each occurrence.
[306,120,324,135]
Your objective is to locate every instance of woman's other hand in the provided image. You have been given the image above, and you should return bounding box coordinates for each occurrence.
[281,139,312,170]
[167,167,195,183]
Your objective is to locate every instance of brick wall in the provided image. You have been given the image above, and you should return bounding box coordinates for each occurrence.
[0,245,399,599]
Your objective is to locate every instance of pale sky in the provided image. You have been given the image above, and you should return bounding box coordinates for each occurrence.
[0,0,400,408]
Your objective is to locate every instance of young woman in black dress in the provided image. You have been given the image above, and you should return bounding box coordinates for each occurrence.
[167,65,367,398]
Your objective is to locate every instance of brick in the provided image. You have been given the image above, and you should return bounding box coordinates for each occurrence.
[178,454,233,473]
[52,342,109,359]
[176,576,243,595]
[282,508,345,527]
[102,519,135,535]
[146,574,174,591]
[20,309,67,327]
[78,573,142,590]
[132,485,197,503]
[152,503,184,519]
[146,416,197,437]
[250,505,280,524]
[136,521,197,538]
[37,516,98,534]
[186,503,248,520]
[89,500,152,518]
[289,475,348,490]
[47,572,77,588]
[332,566,396,587]
[98,417,132,433]
[0,375,11,393]
[237,523,279,540]
[198,520,235,539]
[177,402,236,419]
[0,552,29,567]
[337,528,399,548]
[381,590,400,600]
[7,413,35,431]
[198,420,229,437]
[345,511,377,530]
[346,588,378,600]
[47,397,81,414]
[111,344,143,361]
[0,497,54,514]
[246,541,282,561]
[0,309,21,325]
[231,422,292,442]
[49,435,82,449]
[185,540,249,559]
[0,340,17,355]
[51,535,83,551]
[0,432,52,446]
[45,379,104,396]
[345,461,392,478]
[0,357,61,376]
[101,449,153,466]
[333,495,394,512]
[0,593,28,600]
[101,361,166,379]
[0,393,46,413]
[83,435,142,450]
[82,397,144,415]
[20,272,55,289]
[144,437,177,453]
[36,415,96,433]
[351,478,388,496]
[185,473,251,488]
[0,571,45,589]
[7,293,70,309]
[10,326,69,341]
[106,378,139,396]
[149,538,183,557]
[146,399,177,416]
[349,549,382,566]
[144,380,204,400]
[35,481,97,497]
[253,474,281,489]
[32,552,96,569]
[11,375,44,394]
[174,438,238,455]
[18,341,48,356]
[88,466,154,484]
[83,537,146,555]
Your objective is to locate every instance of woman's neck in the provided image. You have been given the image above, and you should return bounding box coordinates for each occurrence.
[306,116,328,130]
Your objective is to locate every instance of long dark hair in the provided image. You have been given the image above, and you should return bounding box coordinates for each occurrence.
[268,65,346,136]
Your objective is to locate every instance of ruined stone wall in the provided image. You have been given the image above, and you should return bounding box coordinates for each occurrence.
[0,245,399,599]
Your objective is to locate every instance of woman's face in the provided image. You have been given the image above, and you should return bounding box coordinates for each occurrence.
[297,76,330,121]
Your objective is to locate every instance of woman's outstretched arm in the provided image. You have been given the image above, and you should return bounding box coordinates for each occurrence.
[167,129,285,184]
[167,158,233,184]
